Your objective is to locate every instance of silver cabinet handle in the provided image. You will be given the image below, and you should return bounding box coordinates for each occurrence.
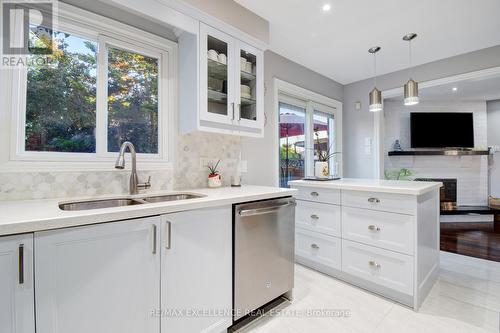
[369,260,381,269]
[310,191,319,197]
[237,104,241,121]
[165,221,171,249]
[151,225,157,254]
[231,102,235,120]
[368,225,381,231]
[18,244,24,285]
[368,197,380,203]
[310,214,319,220]
[311,244,320,249]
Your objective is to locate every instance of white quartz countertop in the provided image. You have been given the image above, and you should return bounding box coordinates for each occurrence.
[0,185,296,236]
[288,178,442,195]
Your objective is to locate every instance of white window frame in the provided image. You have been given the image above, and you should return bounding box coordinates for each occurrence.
[0,3,177,171]
[275,79,343,185]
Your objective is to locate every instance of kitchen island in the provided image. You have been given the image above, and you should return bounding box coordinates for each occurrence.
[289,178,442,310]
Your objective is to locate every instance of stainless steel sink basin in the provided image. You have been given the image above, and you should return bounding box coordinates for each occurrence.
[59,198,146,211]
[59,193,205,211]
[142,193,206,203]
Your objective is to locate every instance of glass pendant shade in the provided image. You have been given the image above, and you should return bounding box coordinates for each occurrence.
[403,78,419,106]
[369,87,382,112]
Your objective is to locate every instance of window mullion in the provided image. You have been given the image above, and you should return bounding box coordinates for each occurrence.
[305,101,314,178]
[95,38,108,157]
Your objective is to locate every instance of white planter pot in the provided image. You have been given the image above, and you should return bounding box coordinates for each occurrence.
[315,161,329,179]
[208,175,222,188]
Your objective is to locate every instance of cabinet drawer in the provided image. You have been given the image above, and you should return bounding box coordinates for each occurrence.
[342,240,414,295]
[295,229,341,270]
[342,190,415,215]
[342,207,414,255]
[296,201,341,237]
[294,187,341,205]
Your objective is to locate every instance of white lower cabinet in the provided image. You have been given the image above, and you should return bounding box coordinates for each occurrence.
[35,216,161,333]
[292,184,440,310]
[30,206,232,333]
[0,234,35,333]
[295,228,341,271]
[161,206,232,333]
[342,240,414,295]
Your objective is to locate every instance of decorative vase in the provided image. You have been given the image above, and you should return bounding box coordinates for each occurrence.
[314,161,329,179]
[208,174,222,188]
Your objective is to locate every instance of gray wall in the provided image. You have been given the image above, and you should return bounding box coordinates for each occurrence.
[487,99,500,197]
[241,51,344,186]
[343,45,500,178]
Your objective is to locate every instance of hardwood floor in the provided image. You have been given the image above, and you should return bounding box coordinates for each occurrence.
[440,221,500,262]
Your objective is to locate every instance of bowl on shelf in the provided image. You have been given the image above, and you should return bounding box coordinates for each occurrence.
[208,77,223,92]
[208,49,219,61]
[244,62,253,73]
[240,84,251,96]
[217,53,227,64]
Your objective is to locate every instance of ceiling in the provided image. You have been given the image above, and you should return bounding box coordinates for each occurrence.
[386,74,500,102]
[234,0,500,84]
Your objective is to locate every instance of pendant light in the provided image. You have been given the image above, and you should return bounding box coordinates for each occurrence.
[368,46,382,112]
[403,33,419,106]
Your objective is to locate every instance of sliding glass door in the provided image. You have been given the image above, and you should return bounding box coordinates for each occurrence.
[278,94,339,187]
[279,100,307,188]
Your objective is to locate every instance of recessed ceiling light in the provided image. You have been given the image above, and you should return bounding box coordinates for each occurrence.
[452,87,458,91]
[322,3,331,11]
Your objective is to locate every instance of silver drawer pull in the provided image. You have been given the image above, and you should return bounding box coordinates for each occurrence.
[310,214,319,220]
[310,191,319,197]
[368,197,380,203]
[368,225,381,231]
[368,260,381,269]
[311,244,320,249]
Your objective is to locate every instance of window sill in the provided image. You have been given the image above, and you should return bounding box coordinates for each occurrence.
[0,159,173,172]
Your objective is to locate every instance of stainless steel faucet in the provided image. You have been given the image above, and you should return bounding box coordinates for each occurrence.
[115,141,151,195]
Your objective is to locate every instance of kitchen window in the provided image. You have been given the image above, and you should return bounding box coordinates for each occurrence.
[276,79,342,187]
[2,4,176,171]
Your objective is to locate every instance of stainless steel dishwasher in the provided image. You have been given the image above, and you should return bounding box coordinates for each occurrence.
[233,197,295,321]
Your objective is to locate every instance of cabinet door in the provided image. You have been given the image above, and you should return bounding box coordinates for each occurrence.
[200,23,236,125]
[35,217,161,333]
[0,234,35,333]
[235,40,264,129]
[161,206,232,333]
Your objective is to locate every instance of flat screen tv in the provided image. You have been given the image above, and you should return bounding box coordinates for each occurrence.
[410,112,474,148]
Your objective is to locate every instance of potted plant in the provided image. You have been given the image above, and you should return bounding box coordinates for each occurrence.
[206,160,222,188]
[314,129,338,179]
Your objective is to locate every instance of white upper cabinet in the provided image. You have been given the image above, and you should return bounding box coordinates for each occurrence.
[34,217,161,333]
[235,40,264,130]
[0,234,35,333]
[180,23,265,137]
[200,23,236,125]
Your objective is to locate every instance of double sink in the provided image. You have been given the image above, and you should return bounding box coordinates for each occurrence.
[59,193,205,211]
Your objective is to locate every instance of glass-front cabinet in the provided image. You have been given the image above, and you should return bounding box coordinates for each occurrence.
[236,42,263,129]
[199,23,264,135]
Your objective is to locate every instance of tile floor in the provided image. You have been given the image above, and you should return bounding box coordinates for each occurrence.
[240,252,500,333]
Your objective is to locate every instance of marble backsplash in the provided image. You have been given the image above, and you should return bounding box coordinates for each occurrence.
[0,132,241,201]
